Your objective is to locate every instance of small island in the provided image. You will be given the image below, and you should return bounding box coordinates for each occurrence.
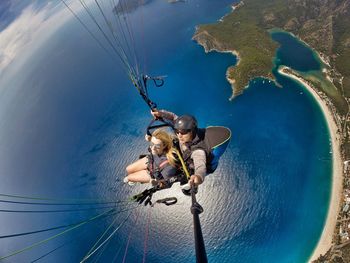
[193,0,350,262]
[168,0,187,3]
[114,0,153,14]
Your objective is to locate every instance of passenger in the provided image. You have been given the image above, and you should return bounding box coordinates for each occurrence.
[151,109,210,188]
[124,128,178,189]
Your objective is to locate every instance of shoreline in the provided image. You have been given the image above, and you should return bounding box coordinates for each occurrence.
[271,29,332,68]
[197,46,241,101]
[278,66,343,262]
[206,48,241,101]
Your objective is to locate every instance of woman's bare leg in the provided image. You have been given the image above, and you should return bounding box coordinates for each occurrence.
[126,157,148,175]
[127,170,151,183]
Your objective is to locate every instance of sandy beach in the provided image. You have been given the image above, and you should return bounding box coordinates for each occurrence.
[278,66,343,262]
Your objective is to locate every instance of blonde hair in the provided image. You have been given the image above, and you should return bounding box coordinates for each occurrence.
[151,128,177,167]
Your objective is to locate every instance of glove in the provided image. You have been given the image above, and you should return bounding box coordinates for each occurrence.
[150,179,168,189]
[131,188,157,206]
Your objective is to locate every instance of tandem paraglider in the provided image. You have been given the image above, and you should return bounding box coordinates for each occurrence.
[125,109,231,196]
[62,1,231,262]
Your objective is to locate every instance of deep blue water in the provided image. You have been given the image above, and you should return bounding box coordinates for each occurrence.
[0,1,331,262]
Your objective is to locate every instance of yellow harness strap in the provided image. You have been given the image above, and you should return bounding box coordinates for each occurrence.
[173,148,191,180]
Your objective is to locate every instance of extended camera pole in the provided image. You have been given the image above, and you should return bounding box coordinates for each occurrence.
[191,185,208,263]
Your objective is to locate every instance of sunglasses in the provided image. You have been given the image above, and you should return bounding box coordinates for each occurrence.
[150,142,163,149]
[175,129,191,135]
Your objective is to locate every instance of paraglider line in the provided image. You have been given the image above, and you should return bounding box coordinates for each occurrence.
[0,198,127,206]
[78,0,136,77]
[142,208,151,263]
[80,208,136,262]
[0,208,115,260]
[0,205,124,213]
[0,205,137,239]
[93,0,137,77]
[0,193,129,204]
[122,208,141,263]
[61,0,119,66]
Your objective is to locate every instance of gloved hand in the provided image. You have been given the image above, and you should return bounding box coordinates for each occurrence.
[150,179,168,189]
[131,188,157,206]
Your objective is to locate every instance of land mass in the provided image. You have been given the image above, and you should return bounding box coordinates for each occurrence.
[193,2,278,98]
[194,0,350,109]
[114,0,153,14]
[193,0,350,262]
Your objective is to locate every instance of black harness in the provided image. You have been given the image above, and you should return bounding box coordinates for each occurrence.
[179,128,213,175]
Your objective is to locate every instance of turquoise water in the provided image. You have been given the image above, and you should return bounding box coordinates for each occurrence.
[0,1,331,262]
[271,30,322,72]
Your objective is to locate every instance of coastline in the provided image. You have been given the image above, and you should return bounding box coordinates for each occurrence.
[278,66,343,262]
[191,40,241,101]
[200,48,241,101]
[270,28,332,68]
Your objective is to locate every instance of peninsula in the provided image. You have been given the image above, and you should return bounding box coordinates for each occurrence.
[193,0,350,262]
[193,2,278,98]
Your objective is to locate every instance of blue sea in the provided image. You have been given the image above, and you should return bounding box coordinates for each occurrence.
[0,1,331,262]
